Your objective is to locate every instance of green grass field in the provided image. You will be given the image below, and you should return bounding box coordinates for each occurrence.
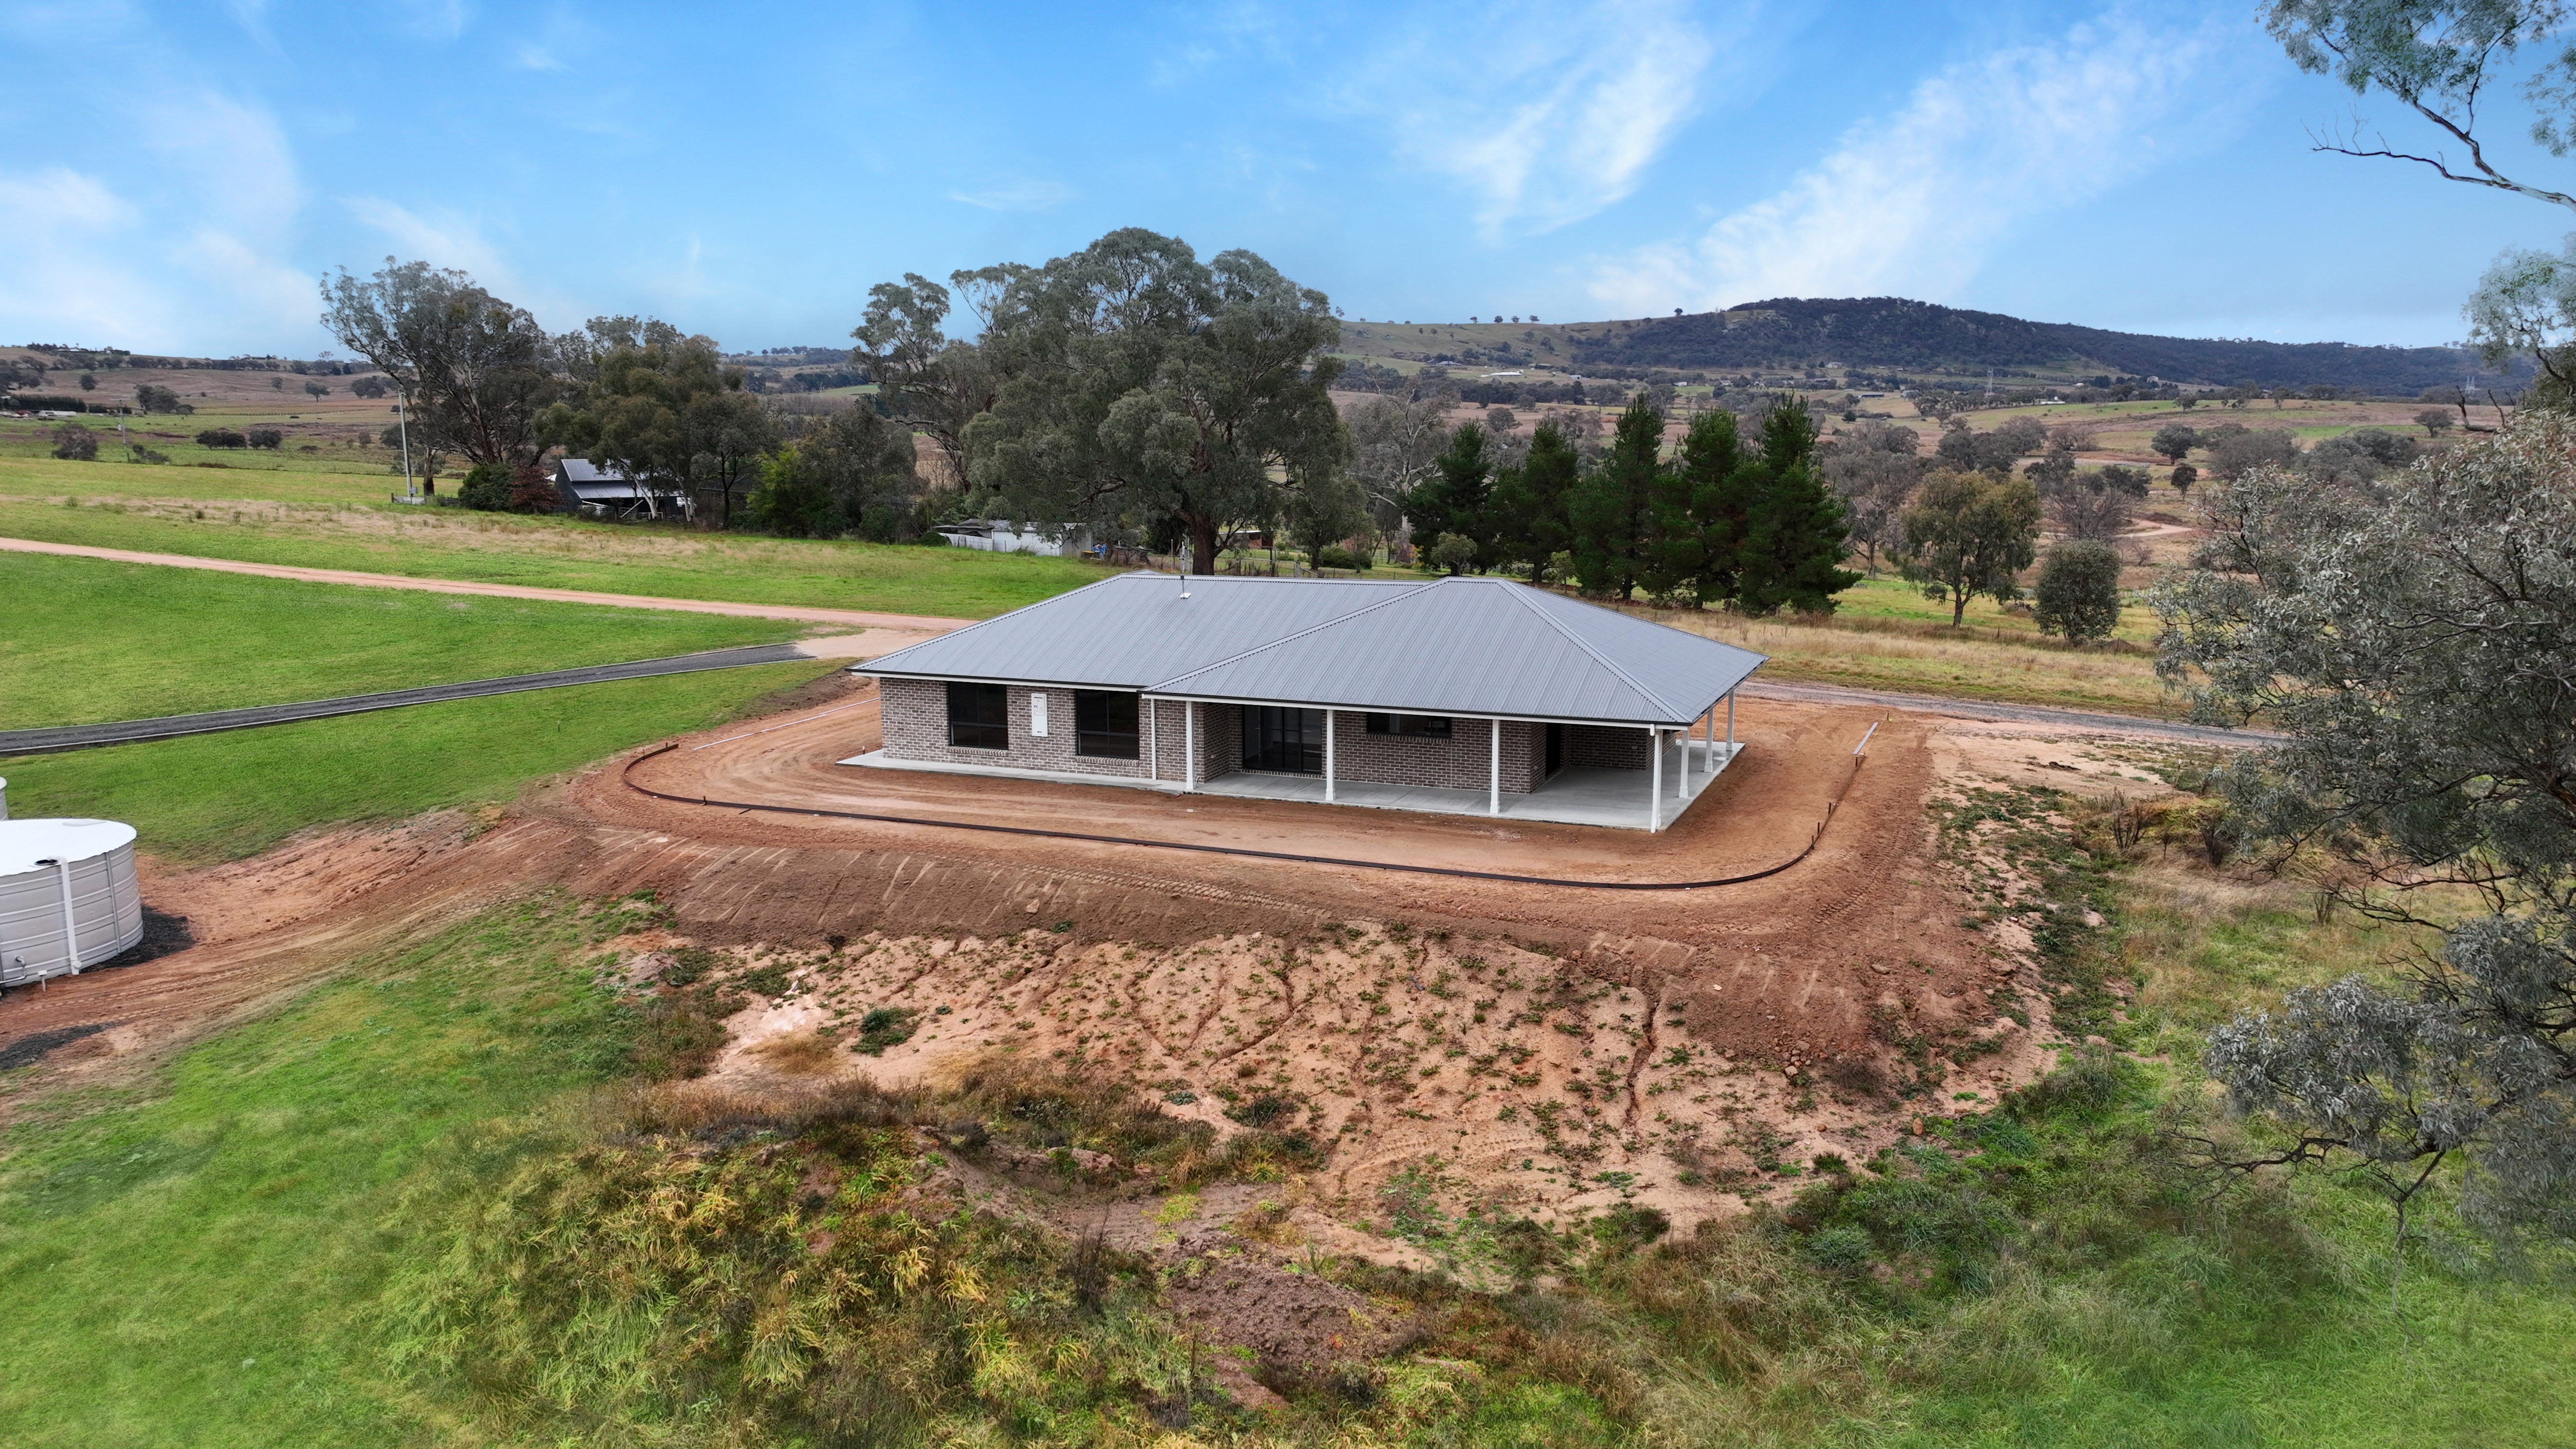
[0,486,1107,619]
[0,660,831,863]
[0,898,636,1448]
[3,821,2570,1446]
[1,550,803,729]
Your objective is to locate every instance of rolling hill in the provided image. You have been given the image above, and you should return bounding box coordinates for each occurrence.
[1337,299,2487,396]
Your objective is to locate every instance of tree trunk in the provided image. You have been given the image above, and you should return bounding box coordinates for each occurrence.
[1951,585,1967,627]
[1188,512,1220,576]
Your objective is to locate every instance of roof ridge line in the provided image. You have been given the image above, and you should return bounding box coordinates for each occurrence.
[1147,576,1441,692]
[1503,584,1686,721]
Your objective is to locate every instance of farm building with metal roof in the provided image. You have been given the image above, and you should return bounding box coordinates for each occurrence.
[848,572,1766,830]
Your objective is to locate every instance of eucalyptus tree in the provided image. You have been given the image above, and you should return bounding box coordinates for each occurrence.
[852,265,1026,490]
[539,317,779,525]
[959,229,1349,573]
[1897,469,2042,626]
[319,257,556,467]
[1345,393,1452,534]
[2158,414,2576,1261]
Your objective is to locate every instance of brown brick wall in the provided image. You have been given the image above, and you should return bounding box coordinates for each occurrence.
[1320,713,1544,794]
[1567,723,1653,770]
[877,679,1150,780]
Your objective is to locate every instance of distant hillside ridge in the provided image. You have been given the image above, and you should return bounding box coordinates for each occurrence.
[1567,297,2475,394]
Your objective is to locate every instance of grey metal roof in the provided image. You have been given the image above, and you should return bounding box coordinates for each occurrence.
[556,458,629,484]
[861,573,1419,689]
[860,573,1764,726]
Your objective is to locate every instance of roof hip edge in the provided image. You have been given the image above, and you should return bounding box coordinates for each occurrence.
[1504,584,1686,720]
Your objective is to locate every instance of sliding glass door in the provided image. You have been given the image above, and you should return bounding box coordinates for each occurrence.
[1242,705,1325,774]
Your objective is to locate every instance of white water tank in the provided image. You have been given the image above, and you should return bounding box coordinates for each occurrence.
[0,817,145,987]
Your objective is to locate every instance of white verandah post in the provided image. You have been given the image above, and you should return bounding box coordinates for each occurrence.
[1648,725,1662,832]
[1489,719,1501,816]
[1184,702,1197,792]
[1727,689,1735,749]
[1325,709,1336,804]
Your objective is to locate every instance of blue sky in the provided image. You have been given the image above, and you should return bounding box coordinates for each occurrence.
[4,0,2571,357]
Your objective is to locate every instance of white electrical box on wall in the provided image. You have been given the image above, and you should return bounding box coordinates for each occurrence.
[1029,692,1049,736]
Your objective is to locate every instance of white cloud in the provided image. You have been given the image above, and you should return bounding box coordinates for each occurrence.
[0,168,164,341]
[515,43,564,70]
[392,0,470,41]
[1590,11,2265,314]
[948,180,1077,212]
[1342,0,1720,238]
[343,197,521,289]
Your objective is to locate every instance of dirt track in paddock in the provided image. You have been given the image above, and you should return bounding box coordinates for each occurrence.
[0,678,2185,1225]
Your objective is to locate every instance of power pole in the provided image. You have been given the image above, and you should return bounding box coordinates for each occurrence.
[396,391,416,499]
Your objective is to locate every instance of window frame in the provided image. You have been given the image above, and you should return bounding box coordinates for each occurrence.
[1364,712,1453,740]
[1073,689,1141,760]
[945,681,1010,750]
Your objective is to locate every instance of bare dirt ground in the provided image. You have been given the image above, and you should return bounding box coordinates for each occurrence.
[0,676,2191,1245]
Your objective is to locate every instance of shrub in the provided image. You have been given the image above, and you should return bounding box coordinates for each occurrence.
[134,383,181,413]
[245,427,283,449]
[1314,543,1373,570]
[193,427,247,448]
[2033,539,2122,644]
[49,423,97,461]
[350,374,389,399]
[852,1006,919,1056]
[458,463,512,510]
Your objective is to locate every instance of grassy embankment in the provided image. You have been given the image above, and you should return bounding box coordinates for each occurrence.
[0,660,831,865]
[3,787,2571,1445]
[0,549,802,728]
[0,551,840,863]
[0,482,1105,619]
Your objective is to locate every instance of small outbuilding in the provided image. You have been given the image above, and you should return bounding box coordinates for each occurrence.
[848,573,1765,831]
[552,458,690,520]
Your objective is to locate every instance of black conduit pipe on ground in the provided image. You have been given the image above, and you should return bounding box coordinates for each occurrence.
[618,726,1877,893]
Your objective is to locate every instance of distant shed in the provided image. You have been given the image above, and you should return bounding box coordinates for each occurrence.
[552,458,689,520]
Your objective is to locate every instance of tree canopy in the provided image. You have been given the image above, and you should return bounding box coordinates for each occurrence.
[948,228,1352,574]
[2157,412,2576,1250]
[320,258,557,468]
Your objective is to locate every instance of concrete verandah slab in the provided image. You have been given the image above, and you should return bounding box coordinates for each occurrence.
[840,740,1744,831]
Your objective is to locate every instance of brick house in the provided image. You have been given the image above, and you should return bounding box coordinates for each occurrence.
[850,573,1766,831]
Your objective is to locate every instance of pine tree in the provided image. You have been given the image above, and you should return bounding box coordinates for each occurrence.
[1569,398,1663,599]
[1737,396,1861,614]
[1405,422,1494,571]
[1489,420,1582,571]
[1673,409,1751,605]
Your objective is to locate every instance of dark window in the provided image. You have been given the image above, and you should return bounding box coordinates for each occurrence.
[946,681,1008,749]
[1074,690,1140,759]
[1244,705,1326,773]
[1365,712,1453,739]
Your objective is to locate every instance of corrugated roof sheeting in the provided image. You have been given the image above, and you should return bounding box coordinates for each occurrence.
[861,573,1419,688]
[1158,578,1762,723]
[859,573,1765,725]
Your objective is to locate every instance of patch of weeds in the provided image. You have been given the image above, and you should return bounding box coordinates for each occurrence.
[851,1007,920,1056]
[660,946,717,988]
[733,962,793,999]
[1377,1161,1509,1289]
[1223,1090,1298,1129]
